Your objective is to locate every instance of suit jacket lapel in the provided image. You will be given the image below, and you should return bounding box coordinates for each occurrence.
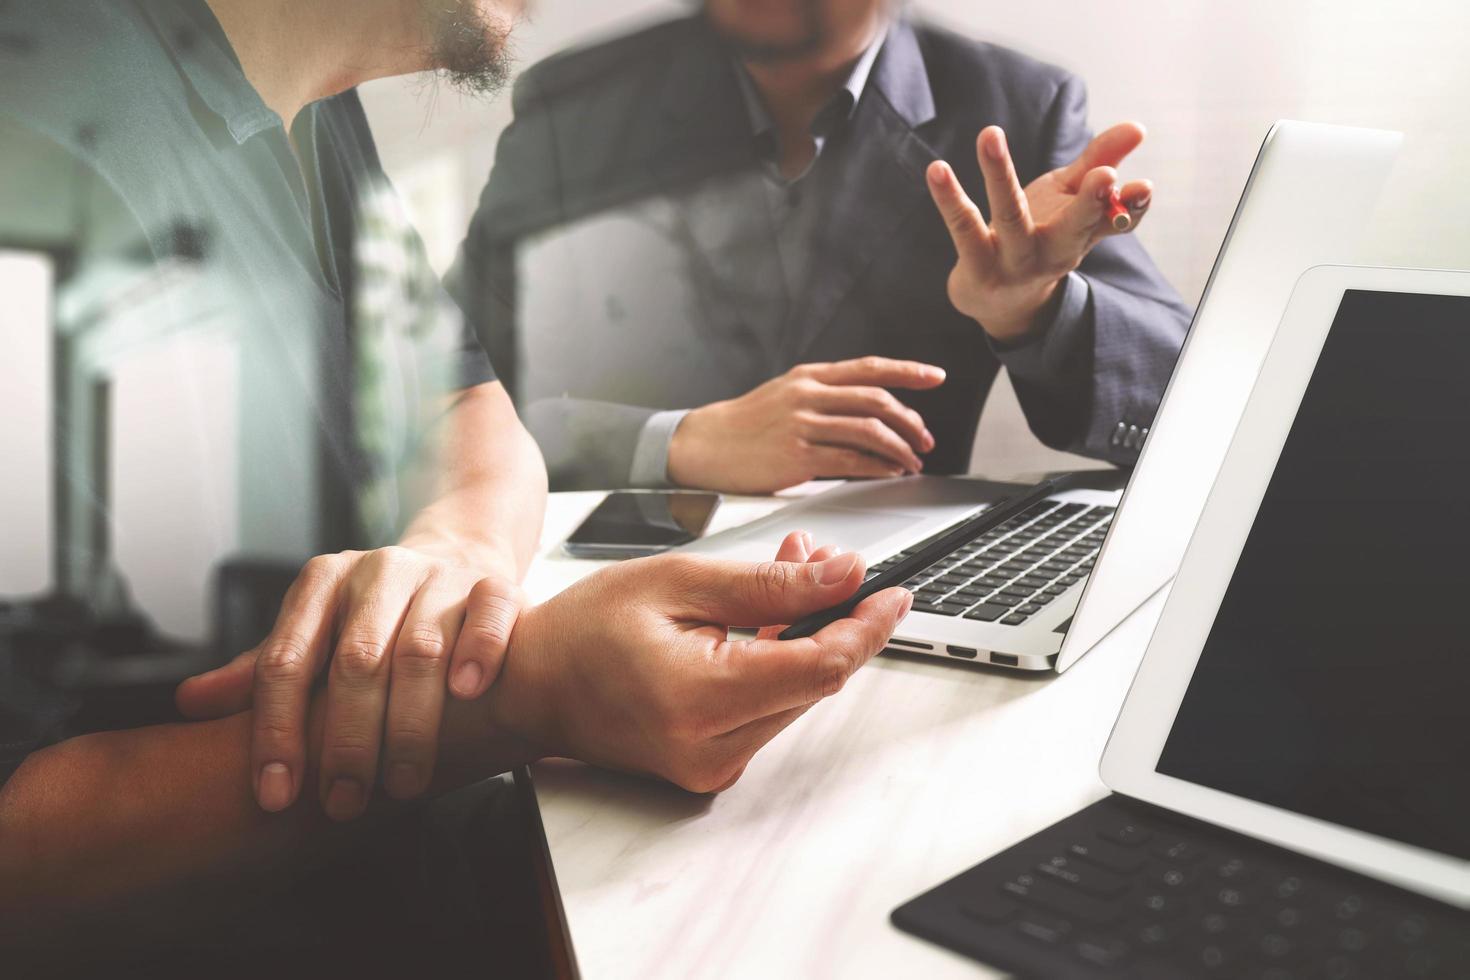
[652,23,755,193]
[785,20,939,363]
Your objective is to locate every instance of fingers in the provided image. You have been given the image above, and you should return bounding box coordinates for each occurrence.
[1117,178,1153,231]
[316,564,423,821]
[660,550,869,628]
[381,573,473,800]
[804,414,924,474]
[249,553,355,813]
[446,577,520,700]
[703,703,815,792]
[175,649,257,720]
[975,126,1033,243]
[773,530,814,565]
[812,384,934,453]
[714,586,913,722]
[925,158,990,258]
[755,537,837,640]
[800,355,946,390]
[1057,121,1147,190]
[807,444,907,480]
[1056,168,1155,250]
[1051,165,1118,245]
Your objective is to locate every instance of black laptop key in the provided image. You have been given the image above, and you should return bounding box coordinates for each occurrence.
[964,603,1010,622]
[1134,920,1180,950]
[1209,884,1256,909]
[1003,874,1125,926]
[1152,865,1197,890]
[1002,613,1029,625]
[1214,857,1258,883]
[1072,936,1133,969]
[1097,820,1155,847]
[989,594,1023,607]
[1137,891,1186,917]
[1151,839,1208,864]
[1068,839,1148,875]
[1011,909,1073,946]
[1036,856,1129,897]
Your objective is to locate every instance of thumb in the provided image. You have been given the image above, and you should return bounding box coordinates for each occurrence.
[663,551,867,629]
[175,649,258,719]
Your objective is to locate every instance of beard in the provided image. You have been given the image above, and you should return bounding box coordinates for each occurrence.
[426,1,515,97]
[707,0,827,64]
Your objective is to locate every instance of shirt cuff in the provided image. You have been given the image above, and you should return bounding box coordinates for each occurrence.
[629,409,690,488]
[986,272,1092,385]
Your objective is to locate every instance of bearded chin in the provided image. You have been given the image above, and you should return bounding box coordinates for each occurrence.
[430,1,514,97]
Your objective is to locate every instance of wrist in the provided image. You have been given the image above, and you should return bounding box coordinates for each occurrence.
[480,601,562,758]
[666,403,717,489]
[398,531,521,580]
[969,277,1063,344]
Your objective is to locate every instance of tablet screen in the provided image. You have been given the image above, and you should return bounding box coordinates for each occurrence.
[1156,289,1470,861]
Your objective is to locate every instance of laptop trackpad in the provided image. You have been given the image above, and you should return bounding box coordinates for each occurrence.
[696,506,923,562]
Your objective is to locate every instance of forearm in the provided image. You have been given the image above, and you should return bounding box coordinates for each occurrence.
[521,396,658,491]
[401,381,547,578]
[0,692,538,931]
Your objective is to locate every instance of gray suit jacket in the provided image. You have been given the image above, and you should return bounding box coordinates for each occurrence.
[449,16,1192,489]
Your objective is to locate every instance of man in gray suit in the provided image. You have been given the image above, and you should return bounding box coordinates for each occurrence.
[451,0,1192,492]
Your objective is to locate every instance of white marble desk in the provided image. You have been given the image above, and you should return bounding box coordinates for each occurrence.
[522,488,1167,980]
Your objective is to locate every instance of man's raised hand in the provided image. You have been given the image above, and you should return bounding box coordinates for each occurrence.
[926,123,1153,342]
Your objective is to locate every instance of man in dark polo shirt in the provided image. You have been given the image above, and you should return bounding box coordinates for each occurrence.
[0,0,910,961]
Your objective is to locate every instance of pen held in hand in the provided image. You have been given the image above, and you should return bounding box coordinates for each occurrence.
[1106,187,1132,232]
[778,478,1068,641]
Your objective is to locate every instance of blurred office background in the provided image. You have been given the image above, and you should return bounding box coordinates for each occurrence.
[5,0,1468,644]
[359,0,1470,469]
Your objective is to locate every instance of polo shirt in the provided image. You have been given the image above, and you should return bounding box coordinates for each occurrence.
[0,0,494,786]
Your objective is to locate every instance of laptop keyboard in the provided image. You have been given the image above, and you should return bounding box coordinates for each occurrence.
[893,795,1470,980]
[867,500,1115,626]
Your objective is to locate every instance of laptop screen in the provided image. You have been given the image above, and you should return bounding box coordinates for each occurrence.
[1155,289,1470,861]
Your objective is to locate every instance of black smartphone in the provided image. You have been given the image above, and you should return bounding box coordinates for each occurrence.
[563,491,722,559]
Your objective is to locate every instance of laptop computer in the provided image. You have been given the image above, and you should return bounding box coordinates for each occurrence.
[892,265,1470,978]
[684,120,1402,671]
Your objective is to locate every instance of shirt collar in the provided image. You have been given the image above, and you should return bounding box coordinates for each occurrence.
[733,26,889,142]
[138,0,280,144]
